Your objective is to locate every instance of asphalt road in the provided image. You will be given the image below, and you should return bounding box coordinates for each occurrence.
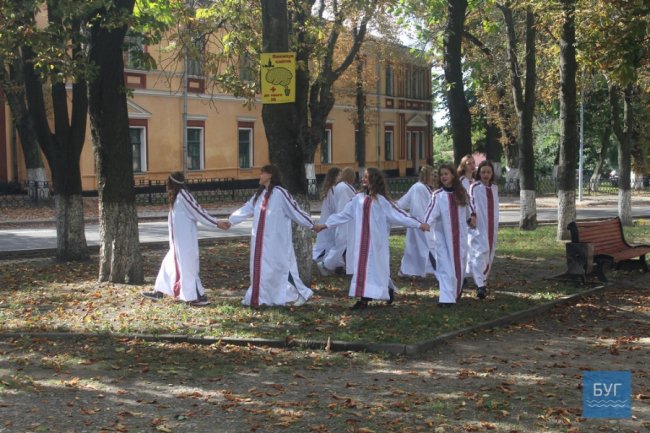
[0,206,648,255]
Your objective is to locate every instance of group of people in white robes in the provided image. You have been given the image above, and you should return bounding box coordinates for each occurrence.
[142,157,499,310]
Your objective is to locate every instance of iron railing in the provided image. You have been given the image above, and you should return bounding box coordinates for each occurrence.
[1,176,647,208]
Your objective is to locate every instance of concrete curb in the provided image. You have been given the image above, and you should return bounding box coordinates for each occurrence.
[0,283,609,355]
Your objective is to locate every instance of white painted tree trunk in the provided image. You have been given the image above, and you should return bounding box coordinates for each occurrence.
[54,194,88,261]
[504,167,519,194]
[557,189,576,240]
[519,189,537,230]
[292,193,313,286]
[26,167,48,201]
[618,189,632,226]
[98,201,143,283]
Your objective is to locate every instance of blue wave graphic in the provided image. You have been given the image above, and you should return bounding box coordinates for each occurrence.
[585,399,629,408]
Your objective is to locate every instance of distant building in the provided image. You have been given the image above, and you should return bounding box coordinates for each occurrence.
[1,32,432,190]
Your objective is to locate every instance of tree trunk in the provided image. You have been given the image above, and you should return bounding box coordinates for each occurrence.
[22,43,89,261]
[444,0,472,164]
[609,83,633,226]
[556,0,578,240]
[87,0,143,283]
[355,55,366,170]
[589,122,611,192]
[500,3,537,230]
[262,0,311,282]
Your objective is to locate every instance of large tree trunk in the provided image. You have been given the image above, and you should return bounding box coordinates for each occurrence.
[87,0,143,283]
[355,55,366,171]
[500,2,537,230]
[609,84,633,226]
[589,122,611,192]
[22,42,89,261]
[261,0,312,284]
[444,0,472,165]
[556,0,578,240]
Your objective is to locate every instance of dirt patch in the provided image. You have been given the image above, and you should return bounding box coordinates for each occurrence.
[1,278,648,433]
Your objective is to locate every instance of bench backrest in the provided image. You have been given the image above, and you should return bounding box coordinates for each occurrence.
[567,218,629,254]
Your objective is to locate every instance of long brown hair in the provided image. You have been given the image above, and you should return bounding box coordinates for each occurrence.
[321,166,341,199]
[439,164,468,206]
[418,164,435,186]
[474,160,495,184]
[253,164,283,203]
[457,154,475,179]
[365,167,389,199]
[167,171,186,208]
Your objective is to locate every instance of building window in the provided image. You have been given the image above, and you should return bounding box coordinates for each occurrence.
[186,127,204,170]
[130,126,147,172]
[321,125,332,164]
[418,131,425,159]
[238,123,253,168]
[239,53,256,83]
[385,64,393,96]
[187,37,206,77]
[123,32,146,70]
[384,127,394,161]
[406,131,413,160]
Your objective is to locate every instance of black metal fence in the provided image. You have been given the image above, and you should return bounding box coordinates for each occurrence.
[1,175,648,209]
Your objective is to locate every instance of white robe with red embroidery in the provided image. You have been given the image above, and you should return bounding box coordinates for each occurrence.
[154,189,221,302]
[229,186,314,307]
[467,182,499,287]
[326,193,421,300]
[312,188,336,260]
[323,181,357,273]
[397,181,435,277]
[424,188,472,303]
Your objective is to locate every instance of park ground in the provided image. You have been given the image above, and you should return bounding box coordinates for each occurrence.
[0,210,649,432]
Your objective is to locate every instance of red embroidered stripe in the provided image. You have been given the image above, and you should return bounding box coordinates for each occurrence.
[355,196,372,297]
[170,219,181,298]
[276,187,312,226]
[251,191,271,307]
[180,190,218,224]
[448,193,462,297]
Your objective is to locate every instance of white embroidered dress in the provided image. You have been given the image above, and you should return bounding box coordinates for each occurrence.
[424,188,472,304]
[312,188,336,260]
[397,181,435,277]
[326,193,421,300]
[154,189,221,302]
[229,186,314,307]
[466,182,499,287]
[322,181,357,273]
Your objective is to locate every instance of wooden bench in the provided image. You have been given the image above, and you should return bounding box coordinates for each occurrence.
[567,217,650,282]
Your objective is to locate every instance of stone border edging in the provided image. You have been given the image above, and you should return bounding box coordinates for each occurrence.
[0,284,607,355]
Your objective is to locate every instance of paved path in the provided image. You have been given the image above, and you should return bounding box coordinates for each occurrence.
[1,205,648,255]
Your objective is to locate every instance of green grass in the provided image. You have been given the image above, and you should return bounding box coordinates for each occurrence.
[1,222,648,346]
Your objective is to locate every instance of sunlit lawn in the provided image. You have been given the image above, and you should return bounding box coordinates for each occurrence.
[0,221,648,345]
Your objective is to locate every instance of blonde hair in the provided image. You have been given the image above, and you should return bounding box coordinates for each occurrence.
[457,154,475,178]
[418,165,435,185]
[338,167,356,185]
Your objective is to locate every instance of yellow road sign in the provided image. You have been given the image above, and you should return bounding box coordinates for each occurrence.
[261,52,296,104]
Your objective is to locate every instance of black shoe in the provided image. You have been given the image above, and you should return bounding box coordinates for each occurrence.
[142,291,163,301]
[477,286,486,300]
[387,288,395,305]
[438,303,453,308]
[350,299,369,310]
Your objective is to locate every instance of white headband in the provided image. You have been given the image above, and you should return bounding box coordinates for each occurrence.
[169,174,185,185]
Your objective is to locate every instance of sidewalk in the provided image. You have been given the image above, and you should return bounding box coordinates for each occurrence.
[2,194,649,229]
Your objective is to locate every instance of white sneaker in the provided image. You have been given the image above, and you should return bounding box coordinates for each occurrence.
[293,295,308,306]
[316,261,332,276]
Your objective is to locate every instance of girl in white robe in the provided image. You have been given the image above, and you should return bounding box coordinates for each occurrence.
[316,168,427,309]
[144,172,222,305]
[227,165,315,307]
[467,160,499,299]
[457,154,476,192]
[424,164,476,307]
[397,165,436,278]
[319,167,357,275]
[312,167,340,261]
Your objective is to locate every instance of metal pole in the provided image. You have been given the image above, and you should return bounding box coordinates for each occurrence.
[182,46,189,175]
[578,81,584,201]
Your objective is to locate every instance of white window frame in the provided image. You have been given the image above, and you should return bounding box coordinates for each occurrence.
[130,126,147,173]
[384,129,394,161]
[238,127,253,169]
[321,127,332,164]
[186,126,204,171]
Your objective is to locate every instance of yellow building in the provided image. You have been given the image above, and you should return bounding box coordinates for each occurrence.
[1,37,432,190]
